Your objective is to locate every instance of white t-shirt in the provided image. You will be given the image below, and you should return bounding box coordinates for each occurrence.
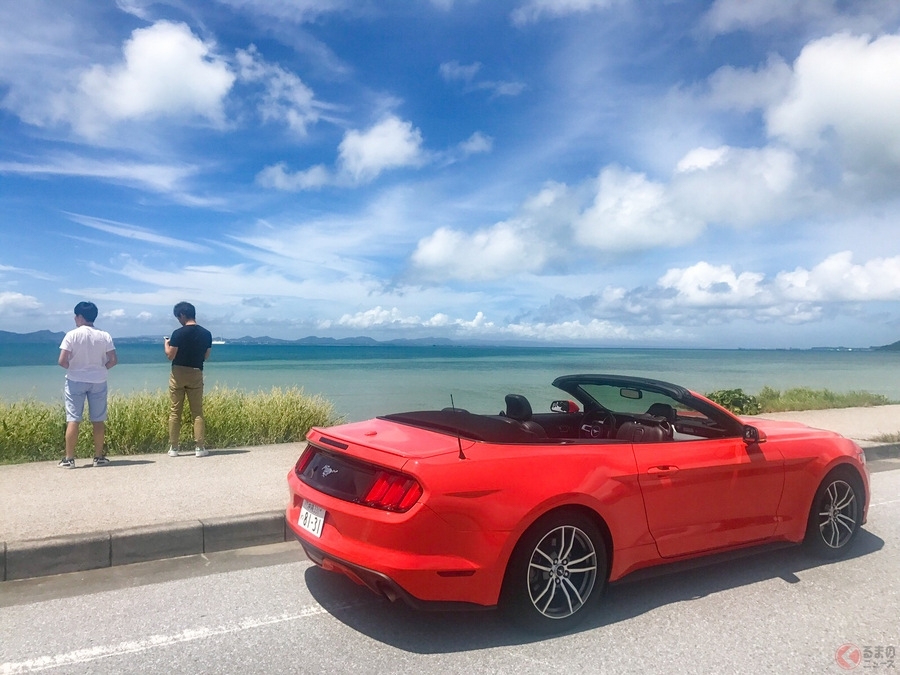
[60,325,116,384]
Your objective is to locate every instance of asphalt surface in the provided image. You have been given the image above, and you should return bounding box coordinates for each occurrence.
[2,406,899,582]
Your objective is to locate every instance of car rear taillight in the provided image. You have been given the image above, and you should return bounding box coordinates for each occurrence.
[294,449,314,477]
[362,471,423,512]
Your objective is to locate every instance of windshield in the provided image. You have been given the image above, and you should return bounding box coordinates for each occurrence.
[577,383,683,414]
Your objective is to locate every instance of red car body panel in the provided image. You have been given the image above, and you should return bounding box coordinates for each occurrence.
[286,379,870,610]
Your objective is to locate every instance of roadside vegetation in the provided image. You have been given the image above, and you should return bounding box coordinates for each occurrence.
[0,387,339,465]
[706,386,893,415]
[0,385,894,464]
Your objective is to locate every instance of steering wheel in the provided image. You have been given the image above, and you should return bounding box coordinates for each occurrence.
[581,409,617,439]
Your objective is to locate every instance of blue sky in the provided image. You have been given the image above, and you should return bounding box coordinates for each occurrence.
[2,1,900,348]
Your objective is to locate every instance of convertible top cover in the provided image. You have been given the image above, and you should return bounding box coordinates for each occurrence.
[379,409,552,443]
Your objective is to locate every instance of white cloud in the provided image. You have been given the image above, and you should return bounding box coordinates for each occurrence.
[236,45,325,136]
[706,57,793,113]
[0,292,42,313]
[411,180,578,282]
[68,214,209,252]
[458,132,493,156]
[766,33,900,172]
[0,264,56,282]
[670,145,800,227]
[500,318,632,341]
[337,116,425,182]
[511,0,619,26]
[337,306,418,328]
[775,251,900,302]
[0,155,201,198]
[702,0,900,36]
[258,116,428,190]
[439,60,481,82]
[441,59,525,98]
[574,166,702,251]
[412,222,547,282]
[658,262,768,307]
[71,21,235,138]
[256,162,331,191]
[213,0,351,24]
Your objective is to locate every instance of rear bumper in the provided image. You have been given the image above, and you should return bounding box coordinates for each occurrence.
[296,535,495,612]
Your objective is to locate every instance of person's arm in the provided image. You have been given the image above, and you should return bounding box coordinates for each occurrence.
[105,349,118,369]
[204,348,211,361]
[164,337,178,361]
[58,349,71,369]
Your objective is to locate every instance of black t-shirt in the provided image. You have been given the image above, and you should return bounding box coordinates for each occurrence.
[170,324,213,370]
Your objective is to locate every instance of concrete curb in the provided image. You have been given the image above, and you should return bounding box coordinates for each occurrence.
[2,510,291,582]
[860,442,900,461]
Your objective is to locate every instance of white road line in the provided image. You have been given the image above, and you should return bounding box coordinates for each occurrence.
[0,602,355,674]
[869,498,900,507]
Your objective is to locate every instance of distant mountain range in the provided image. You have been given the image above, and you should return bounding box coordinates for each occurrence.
[0,329,893,350]
[0,330,456,347]
[0,330,67,344]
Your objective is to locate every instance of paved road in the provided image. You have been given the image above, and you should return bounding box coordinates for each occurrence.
[2,469,898,674]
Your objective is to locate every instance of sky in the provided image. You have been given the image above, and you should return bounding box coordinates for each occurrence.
[2,1,900,349]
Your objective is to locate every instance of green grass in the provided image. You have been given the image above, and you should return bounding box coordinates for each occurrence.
[3,384,896,464]
[707,386,893,415]
[755,386,892,412]
[0,386,340,465]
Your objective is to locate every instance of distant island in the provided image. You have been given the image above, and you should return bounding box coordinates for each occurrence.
[0,329,892,351]
[0,330,456,348]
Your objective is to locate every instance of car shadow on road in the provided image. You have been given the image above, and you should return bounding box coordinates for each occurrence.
[302,529,885,652]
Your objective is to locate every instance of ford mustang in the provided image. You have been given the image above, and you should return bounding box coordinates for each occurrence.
[285,374,870,633]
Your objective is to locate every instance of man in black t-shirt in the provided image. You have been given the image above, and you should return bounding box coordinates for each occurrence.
[163,301,213,457]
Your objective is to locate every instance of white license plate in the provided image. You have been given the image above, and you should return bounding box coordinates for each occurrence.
[299,499,326,538]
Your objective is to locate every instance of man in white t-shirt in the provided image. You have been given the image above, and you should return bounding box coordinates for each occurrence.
[57,301,118,468]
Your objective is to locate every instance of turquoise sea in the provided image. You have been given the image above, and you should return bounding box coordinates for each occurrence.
[1,343,898,423]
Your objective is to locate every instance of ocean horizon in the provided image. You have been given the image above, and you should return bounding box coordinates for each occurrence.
[2,342,898,423]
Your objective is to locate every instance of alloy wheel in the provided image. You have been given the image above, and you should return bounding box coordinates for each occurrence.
[817,479,858,549]
[526,524,598,620]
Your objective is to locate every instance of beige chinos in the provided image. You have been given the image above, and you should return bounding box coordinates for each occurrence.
[169,365,205,446]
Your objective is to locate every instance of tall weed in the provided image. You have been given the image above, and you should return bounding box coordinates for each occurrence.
[0,387,339,464]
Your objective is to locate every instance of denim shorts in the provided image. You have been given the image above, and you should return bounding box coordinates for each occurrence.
[64,380,108,422]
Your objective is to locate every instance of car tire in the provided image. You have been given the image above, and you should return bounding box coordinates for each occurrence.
[804,467,864,559]
[501,509,607,634]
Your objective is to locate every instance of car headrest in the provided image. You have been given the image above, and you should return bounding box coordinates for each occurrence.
[646,403,676,422]
[505,394,533,422]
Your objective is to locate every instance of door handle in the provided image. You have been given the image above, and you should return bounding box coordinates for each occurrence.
[647,465,679,475]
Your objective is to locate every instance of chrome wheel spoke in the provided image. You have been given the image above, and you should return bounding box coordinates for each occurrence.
[817,480,859,549]
[527,523,598,619]
[832,488,855,511]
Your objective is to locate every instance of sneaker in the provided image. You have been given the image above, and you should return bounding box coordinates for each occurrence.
[167,446,180,457]
[93,456,110,467]
[58,457,76,469]
[195,447,209,457]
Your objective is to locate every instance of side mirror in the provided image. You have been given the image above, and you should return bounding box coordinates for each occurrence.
[551,400,580,413]
[742,425,767,444]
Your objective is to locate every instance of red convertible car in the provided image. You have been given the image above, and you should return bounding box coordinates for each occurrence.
[286,374,870,633]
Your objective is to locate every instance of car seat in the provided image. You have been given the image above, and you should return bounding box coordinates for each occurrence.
[504,394,548,438]
[646,402,677,423]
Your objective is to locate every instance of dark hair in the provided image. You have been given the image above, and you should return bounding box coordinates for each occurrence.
[173,301,196,320]
[74,301,98,323]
